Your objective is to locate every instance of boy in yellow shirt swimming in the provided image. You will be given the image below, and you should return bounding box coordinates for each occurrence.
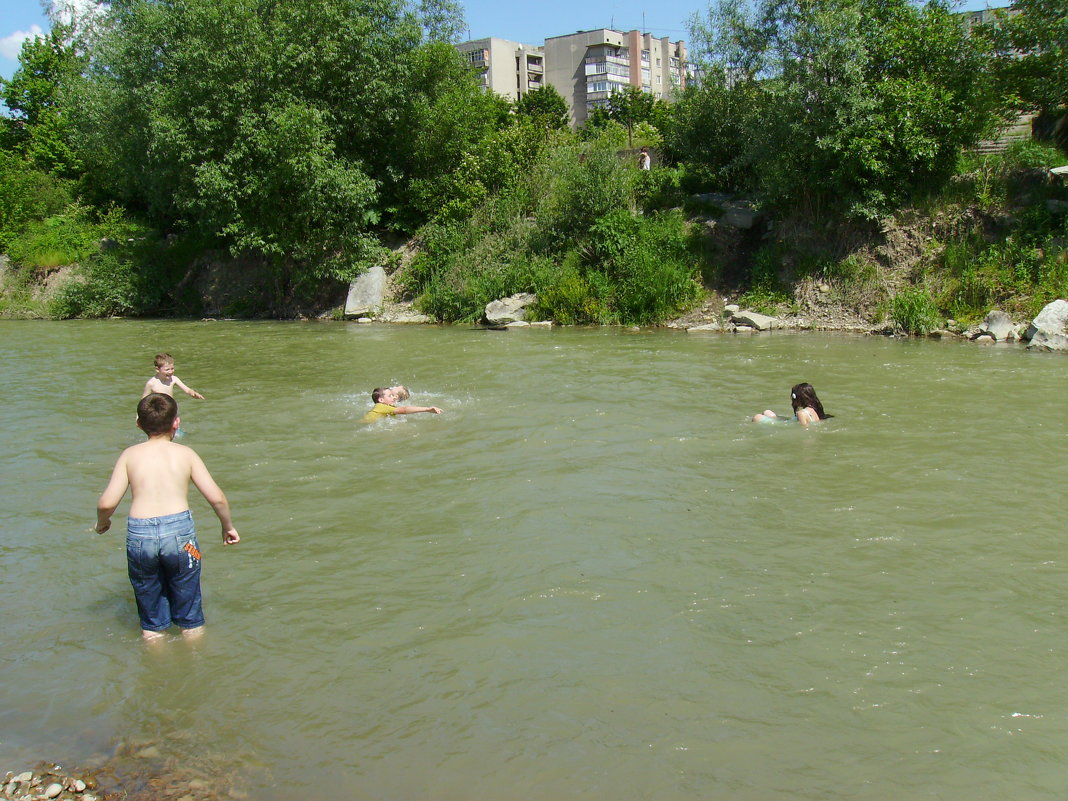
[362,386,442,423]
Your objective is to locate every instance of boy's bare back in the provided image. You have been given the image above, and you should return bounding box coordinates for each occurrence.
[116,438,200,518]
[98,436,238,544]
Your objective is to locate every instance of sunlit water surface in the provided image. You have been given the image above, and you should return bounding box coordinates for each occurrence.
[2,320,1067,800]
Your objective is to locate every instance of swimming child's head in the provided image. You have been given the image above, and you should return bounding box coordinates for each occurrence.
[154,353,175,377]
[390,385,410,401]
[790,382,830,419]
[372,387,395,405]
[137,392,179,435]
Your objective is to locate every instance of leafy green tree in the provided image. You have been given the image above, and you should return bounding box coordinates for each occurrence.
[392,42,513,226]
[678,0,1000,218]
[72,0,490,298]
[989,0,1068,116]
[0,152,73,251]
[605,85,658,147]
[515,85,569,132]
[661,79,760,189]
[0,24,86,178]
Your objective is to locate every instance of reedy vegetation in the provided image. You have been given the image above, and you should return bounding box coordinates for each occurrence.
[0,0,1065,327]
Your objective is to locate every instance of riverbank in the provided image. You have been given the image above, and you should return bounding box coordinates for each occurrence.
[2,163,1066,334]
[4,741,250,801]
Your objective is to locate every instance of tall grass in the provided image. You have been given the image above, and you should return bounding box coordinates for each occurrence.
[891,287,942,335]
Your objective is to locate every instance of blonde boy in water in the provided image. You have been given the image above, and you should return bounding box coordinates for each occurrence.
[142,353,205,400]
[97,393,239,641]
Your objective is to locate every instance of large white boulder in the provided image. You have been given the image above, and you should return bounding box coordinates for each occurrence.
[485,293,536,325]
[1024,299,1068,351]
[979,309,1015,341]
[344,264,387,317]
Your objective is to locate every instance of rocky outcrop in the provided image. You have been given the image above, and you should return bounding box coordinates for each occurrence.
[1024,299,1068,351]
[730,309,777,331]
[376,303,433,324]
[977,309,1016,341]
[344,264,387,317]
[485,293,536,325]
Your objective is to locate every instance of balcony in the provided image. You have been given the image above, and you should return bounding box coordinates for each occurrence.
[585,54,629,67]
[585,62,630,78]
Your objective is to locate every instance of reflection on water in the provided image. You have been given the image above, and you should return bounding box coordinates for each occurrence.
[2,320,1068,800]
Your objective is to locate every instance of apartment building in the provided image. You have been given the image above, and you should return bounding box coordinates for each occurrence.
[457,29,688,128]
[456,37,546,103]
[544,29,688,127]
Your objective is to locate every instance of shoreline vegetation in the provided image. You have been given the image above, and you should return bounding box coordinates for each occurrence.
[3,137,1066,337]
[1,0,1066,334]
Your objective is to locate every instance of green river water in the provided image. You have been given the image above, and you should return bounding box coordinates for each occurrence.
[1,319,1067,800]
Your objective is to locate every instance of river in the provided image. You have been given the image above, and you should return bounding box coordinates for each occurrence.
[1,320,1066,800]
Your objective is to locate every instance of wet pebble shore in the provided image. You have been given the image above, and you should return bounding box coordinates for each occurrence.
[3,767,98,801]
[4,747,249,801]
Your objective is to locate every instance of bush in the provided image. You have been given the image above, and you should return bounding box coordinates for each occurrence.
[891,287,942,335]
[533,138,638,250]
[406,129,703,326]
[5,202,140,271]
[737,244,794,313]
[0,152,73,252]
[530,252,614,325]
[47,249,139,318]
[938,203,1068,320]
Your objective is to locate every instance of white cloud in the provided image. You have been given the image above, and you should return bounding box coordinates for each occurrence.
[0,25,44,61]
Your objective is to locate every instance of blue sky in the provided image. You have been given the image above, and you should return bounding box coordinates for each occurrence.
[1,0,1012,82]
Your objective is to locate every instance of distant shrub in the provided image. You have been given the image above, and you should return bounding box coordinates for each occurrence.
[737,244,793,313]
[891,287,942,335]
[0,153,74,253]
[938,203,1068,321]
[48,250,139,318]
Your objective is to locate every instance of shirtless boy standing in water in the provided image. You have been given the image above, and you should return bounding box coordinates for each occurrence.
[96,393,239,640]
[142,353,205,400]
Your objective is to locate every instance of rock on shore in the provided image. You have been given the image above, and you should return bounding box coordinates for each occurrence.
[3,767,97,801]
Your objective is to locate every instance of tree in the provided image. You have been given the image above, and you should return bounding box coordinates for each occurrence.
[394,42,514,225]
[605,85,658,147]
[0,24,86,178]
[515,85,569,132]
[72,0,497,298]
[989,0,1068,116]
[677,0,1000,218]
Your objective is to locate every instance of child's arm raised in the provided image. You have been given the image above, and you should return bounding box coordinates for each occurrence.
[96,452,131,533]
[393,405,442,415]
[189,451,239,544]
[173,376,205,400]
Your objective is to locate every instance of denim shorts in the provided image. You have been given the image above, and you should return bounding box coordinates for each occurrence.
[126,510,204,631]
